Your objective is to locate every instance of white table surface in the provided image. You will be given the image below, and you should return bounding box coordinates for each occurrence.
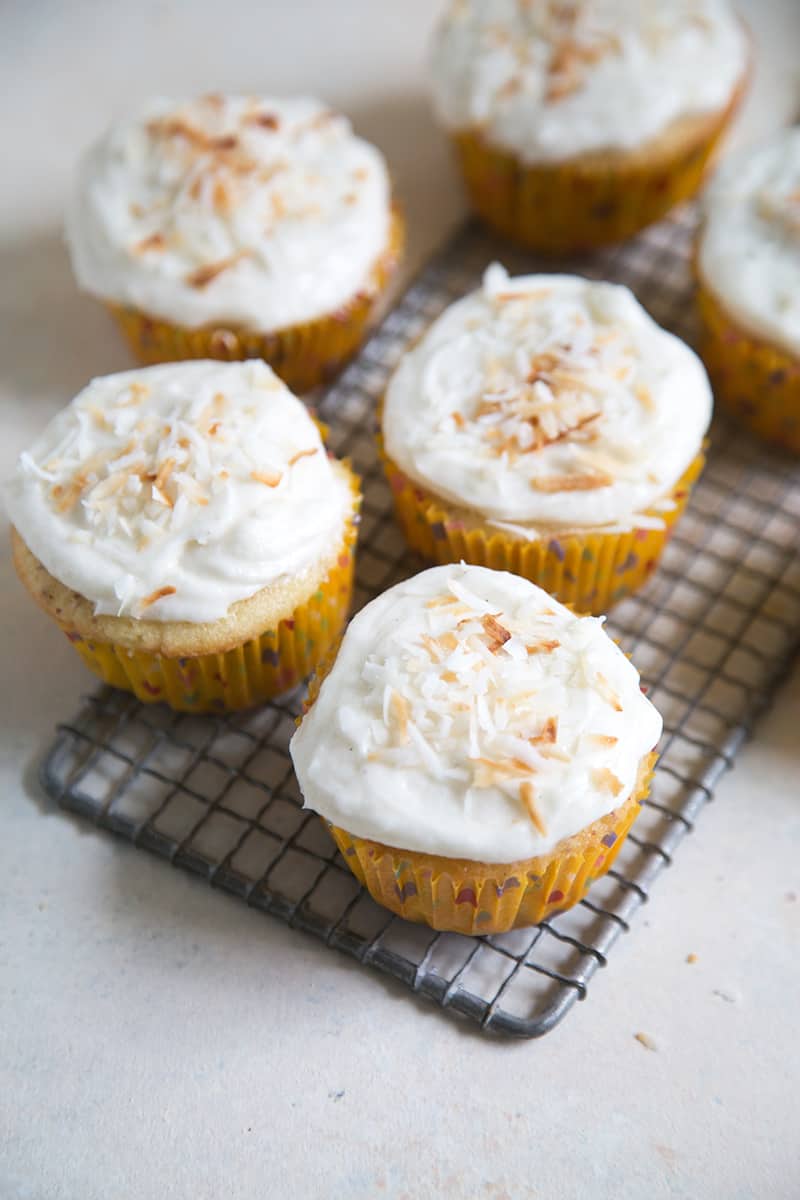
[2,3,799,1197]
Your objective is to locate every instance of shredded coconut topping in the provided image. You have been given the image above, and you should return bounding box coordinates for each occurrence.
[382,265,711,530]
[66,95,392,329]
[6,360,353,623]
[431,0,748,163]
[290,564,663,862]
[699,129,800,358]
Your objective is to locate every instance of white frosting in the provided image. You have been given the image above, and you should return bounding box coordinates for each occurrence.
[66,95,392,329]
[290,564,661,862]
[699,129,800,357]
[382,266,711,530]
[4,360,352,623]
[431,0,747,162]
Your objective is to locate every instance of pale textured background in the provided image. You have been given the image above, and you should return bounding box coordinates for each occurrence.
[1,3,799,1197]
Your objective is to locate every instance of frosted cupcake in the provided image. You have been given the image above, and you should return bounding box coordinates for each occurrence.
[381,266,711,614]
[291,564,661,934]
[66,95,403,391]
[431,0,749,252]
[6,360,359,711]
[696,128,800,453]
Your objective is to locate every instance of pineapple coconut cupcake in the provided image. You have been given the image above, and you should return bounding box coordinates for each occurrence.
[381,265,712,614]
[291,564,661,934]
[696,128,800,453]
[66,95,403,391]
[431,0,749,252]
[5,360,359,711]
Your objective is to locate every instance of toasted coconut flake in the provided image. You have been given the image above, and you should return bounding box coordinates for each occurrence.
[244,111,280,130]
[154,457,176,493]
[420,634,445,663]
[437,632,459,654]
[493,289,552,306]
[588,733,618,748]
[520,781,547,835]
[482,613,511,653]
[185,250,250,289]
[139,585,177,610]
[526,639,560,656]
[595,672,623,712]
[538,746,570,762]
[473,756,535,787]
[425,594,460,609]
[251,468,283,487]
[152,484,173,508]
[52,478,85,514]
[441,670,458,684]
[530,470,613,492]
[531,716,558,745]
[389,690,410,745]
[133,232,166,254]
[212,179,232,213]
[451,411,465,429]
[591,767,624,796]
[287,447,319,466]
[634,383,654,411]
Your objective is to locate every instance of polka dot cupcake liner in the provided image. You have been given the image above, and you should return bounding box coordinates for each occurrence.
[327,755,656,935]
[696,275,800,455]
[380,446,705,616]
[30,470,361,714]
[105,206,404,394]
[449,82,744,254]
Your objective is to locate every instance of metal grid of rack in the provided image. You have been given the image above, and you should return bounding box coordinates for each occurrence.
[40,209,800,1037]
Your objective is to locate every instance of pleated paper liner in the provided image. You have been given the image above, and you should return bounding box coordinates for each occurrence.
[106,207,405,393]
[14,469,360,714]
[696,277,800,455]
[381,447,705,616]
[449,81,744,253]
[328,755,656,935]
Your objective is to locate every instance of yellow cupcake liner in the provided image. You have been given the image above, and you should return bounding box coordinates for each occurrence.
[328,755,656,935]
[59,494,359,714]
[106,207,405,393]
[450,92,741,253]
[696,277,800,455]
[381,448,705,616]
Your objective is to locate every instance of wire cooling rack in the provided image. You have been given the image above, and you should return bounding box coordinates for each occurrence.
[40,209,800,1037]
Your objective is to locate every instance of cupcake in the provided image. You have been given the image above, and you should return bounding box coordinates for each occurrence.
[291,564,661,934]
[65,95,403,392]
[696,128,800,453]
[381,265,711,615]
[431,0,749,252]
[6,360,359,711]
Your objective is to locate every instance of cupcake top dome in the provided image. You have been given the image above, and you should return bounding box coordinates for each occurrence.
[5,360,354,623]
[699,128,800,357]
[431,0,747,163]
[382,265,712,531]
[290,564,662,862]
[66,95,392,329]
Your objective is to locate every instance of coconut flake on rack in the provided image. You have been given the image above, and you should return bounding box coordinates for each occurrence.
[382,264,712,529]
[5,360,353,623]
[290,564,663,862]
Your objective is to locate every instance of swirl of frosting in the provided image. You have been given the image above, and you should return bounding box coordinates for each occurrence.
[66,95,392,329]
[431,0,747,162]
[290,564,662,862]
[382,265,711,531]
[5,360,354,623]
[699,128,800,357]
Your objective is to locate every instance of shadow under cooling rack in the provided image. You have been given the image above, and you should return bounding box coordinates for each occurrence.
[40,213,800,1038]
